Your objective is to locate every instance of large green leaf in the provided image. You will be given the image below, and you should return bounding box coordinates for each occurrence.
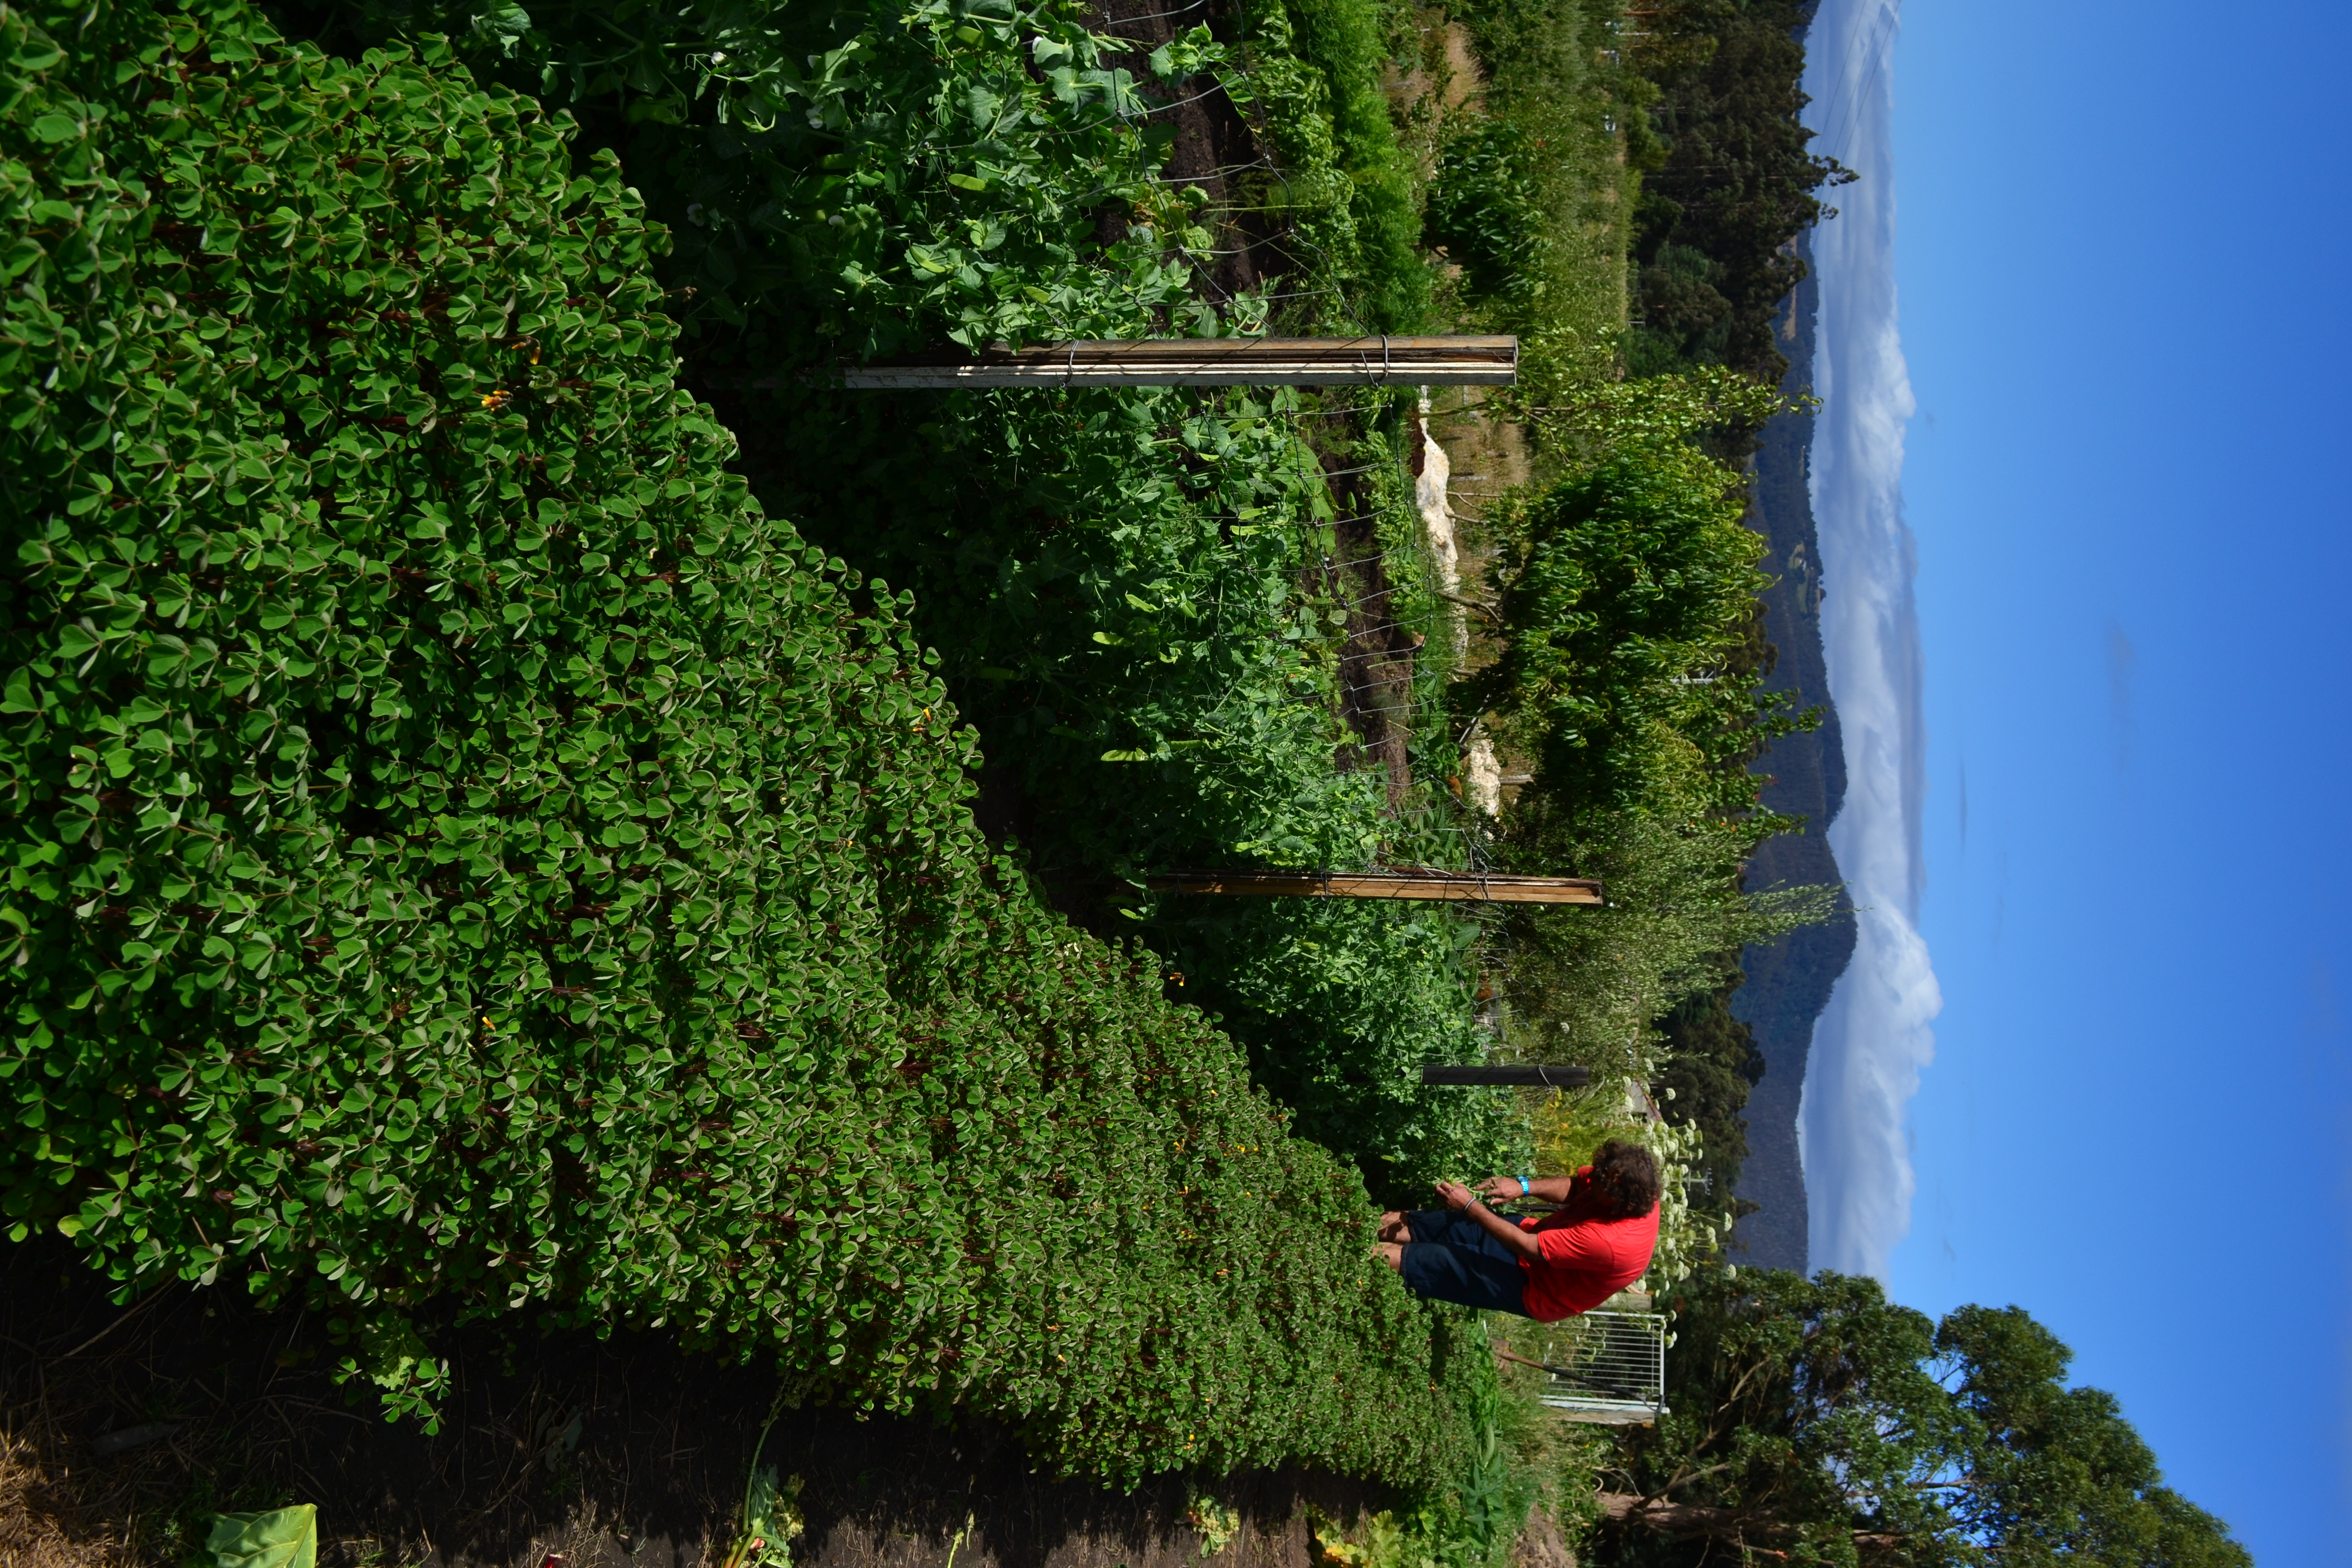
[207,1506,318,1568]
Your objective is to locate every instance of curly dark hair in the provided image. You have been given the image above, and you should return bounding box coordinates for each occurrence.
[1589,1140,1662,1220]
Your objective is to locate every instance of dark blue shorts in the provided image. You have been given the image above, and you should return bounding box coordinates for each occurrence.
[1398,1207,1530,1316]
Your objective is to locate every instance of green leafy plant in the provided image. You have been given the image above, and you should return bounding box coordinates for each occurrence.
[1186,1490,1241,1558]
[1423,0,1639,403]
[722,1467,802,1568]
[725,1388,805,1568]
[311,0,1417,347]
[1464,437,1781,820]
[0,0,1486,1484]
[356,0,1220,349]
[1233,0,1429,330]
[1491,809,1834,1079]
[207,1506,318,1568]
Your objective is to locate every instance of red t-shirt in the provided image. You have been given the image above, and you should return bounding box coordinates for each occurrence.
[1515,1165,1658,1322]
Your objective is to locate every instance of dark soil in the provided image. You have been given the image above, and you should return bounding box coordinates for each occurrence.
[1,1239,1393,1568]
[1318,451,1422,808]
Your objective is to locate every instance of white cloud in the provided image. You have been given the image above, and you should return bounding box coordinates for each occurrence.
[1801,0,1942,1280]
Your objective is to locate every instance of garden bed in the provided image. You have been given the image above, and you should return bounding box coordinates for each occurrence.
[2,1240,1400,1568]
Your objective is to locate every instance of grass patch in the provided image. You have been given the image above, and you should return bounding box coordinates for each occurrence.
[1422,0,1637,405]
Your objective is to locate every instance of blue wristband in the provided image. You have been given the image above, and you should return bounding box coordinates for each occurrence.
[1517,1174,1532,1196]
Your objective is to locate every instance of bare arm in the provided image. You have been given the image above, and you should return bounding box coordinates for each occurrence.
[1434,1181,1542,1263]
[1475,1172,1579,1205]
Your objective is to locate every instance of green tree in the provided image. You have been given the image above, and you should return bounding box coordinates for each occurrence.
[1587,1271,2252,1566]
[1651,983,1763,1210]
[1468,372,1832,1094]
[1465,435,1788,824]
[1623,0,1854,381]
[1490,807,1829,1076]
[1932,1306,2254,1568]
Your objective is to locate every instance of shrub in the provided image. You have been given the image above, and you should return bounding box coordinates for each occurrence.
[1466,441,1769,817]
[0,0,1481,1482]
[1458,369,1815,825]
[1595,1273,2254,1565]
[1489,808,1830,1071]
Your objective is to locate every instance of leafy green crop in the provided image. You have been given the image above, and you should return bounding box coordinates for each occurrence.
[0,0,1484,1482]
[311,0,1386,348]
[289,0,1506,1198]
[1232,0,1428,330]
[740,378,1520,1196]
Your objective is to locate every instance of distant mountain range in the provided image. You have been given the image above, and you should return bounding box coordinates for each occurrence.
[1729,236,1858,1273]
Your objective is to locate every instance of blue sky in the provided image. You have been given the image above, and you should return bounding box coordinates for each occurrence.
[1810,0,2352,1557]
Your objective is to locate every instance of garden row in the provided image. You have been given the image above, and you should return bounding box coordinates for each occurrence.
[3,0,1850,1507]
[0,0,1486,1482]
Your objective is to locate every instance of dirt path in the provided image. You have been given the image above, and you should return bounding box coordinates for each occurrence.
[1,1241,1393,1568]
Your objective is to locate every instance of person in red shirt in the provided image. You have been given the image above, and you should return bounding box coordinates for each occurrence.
[1375,1140,1661,1321]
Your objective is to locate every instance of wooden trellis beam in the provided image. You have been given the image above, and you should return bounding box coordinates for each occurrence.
[840,335,1519,388]
[1146,869,1603,905]
[1422,1065,1594,1088]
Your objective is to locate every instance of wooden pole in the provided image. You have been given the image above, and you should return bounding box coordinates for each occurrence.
[840,335,1518,388]
[1147,868,1602,905]
[1422,1065,1593,1088]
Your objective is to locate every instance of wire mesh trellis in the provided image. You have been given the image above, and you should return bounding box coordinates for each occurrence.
[1306,390,1503,859]
[1531,1311,1670,1425]
[840,0,1536,890]
[1060,377,1522,894]
[838,337,1518,388]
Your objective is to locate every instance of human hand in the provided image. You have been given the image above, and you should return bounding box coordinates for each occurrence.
[1475,1175,1524,1203]
[1434,1179,1478,1211]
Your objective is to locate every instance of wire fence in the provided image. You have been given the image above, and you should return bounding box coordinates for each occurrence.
[1532,1311,1670,1424]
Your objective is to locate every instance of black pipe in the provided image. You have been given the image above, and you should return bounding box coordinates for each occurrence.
[1420,1065,1592,1088]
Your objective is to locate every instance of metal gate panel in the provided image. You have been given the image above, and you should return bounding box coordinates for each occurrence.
[1533,1311,1668,1424]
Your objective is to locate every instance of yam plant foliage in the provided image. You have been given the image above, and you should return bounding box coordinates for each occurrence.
[0,0,1489,1482]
